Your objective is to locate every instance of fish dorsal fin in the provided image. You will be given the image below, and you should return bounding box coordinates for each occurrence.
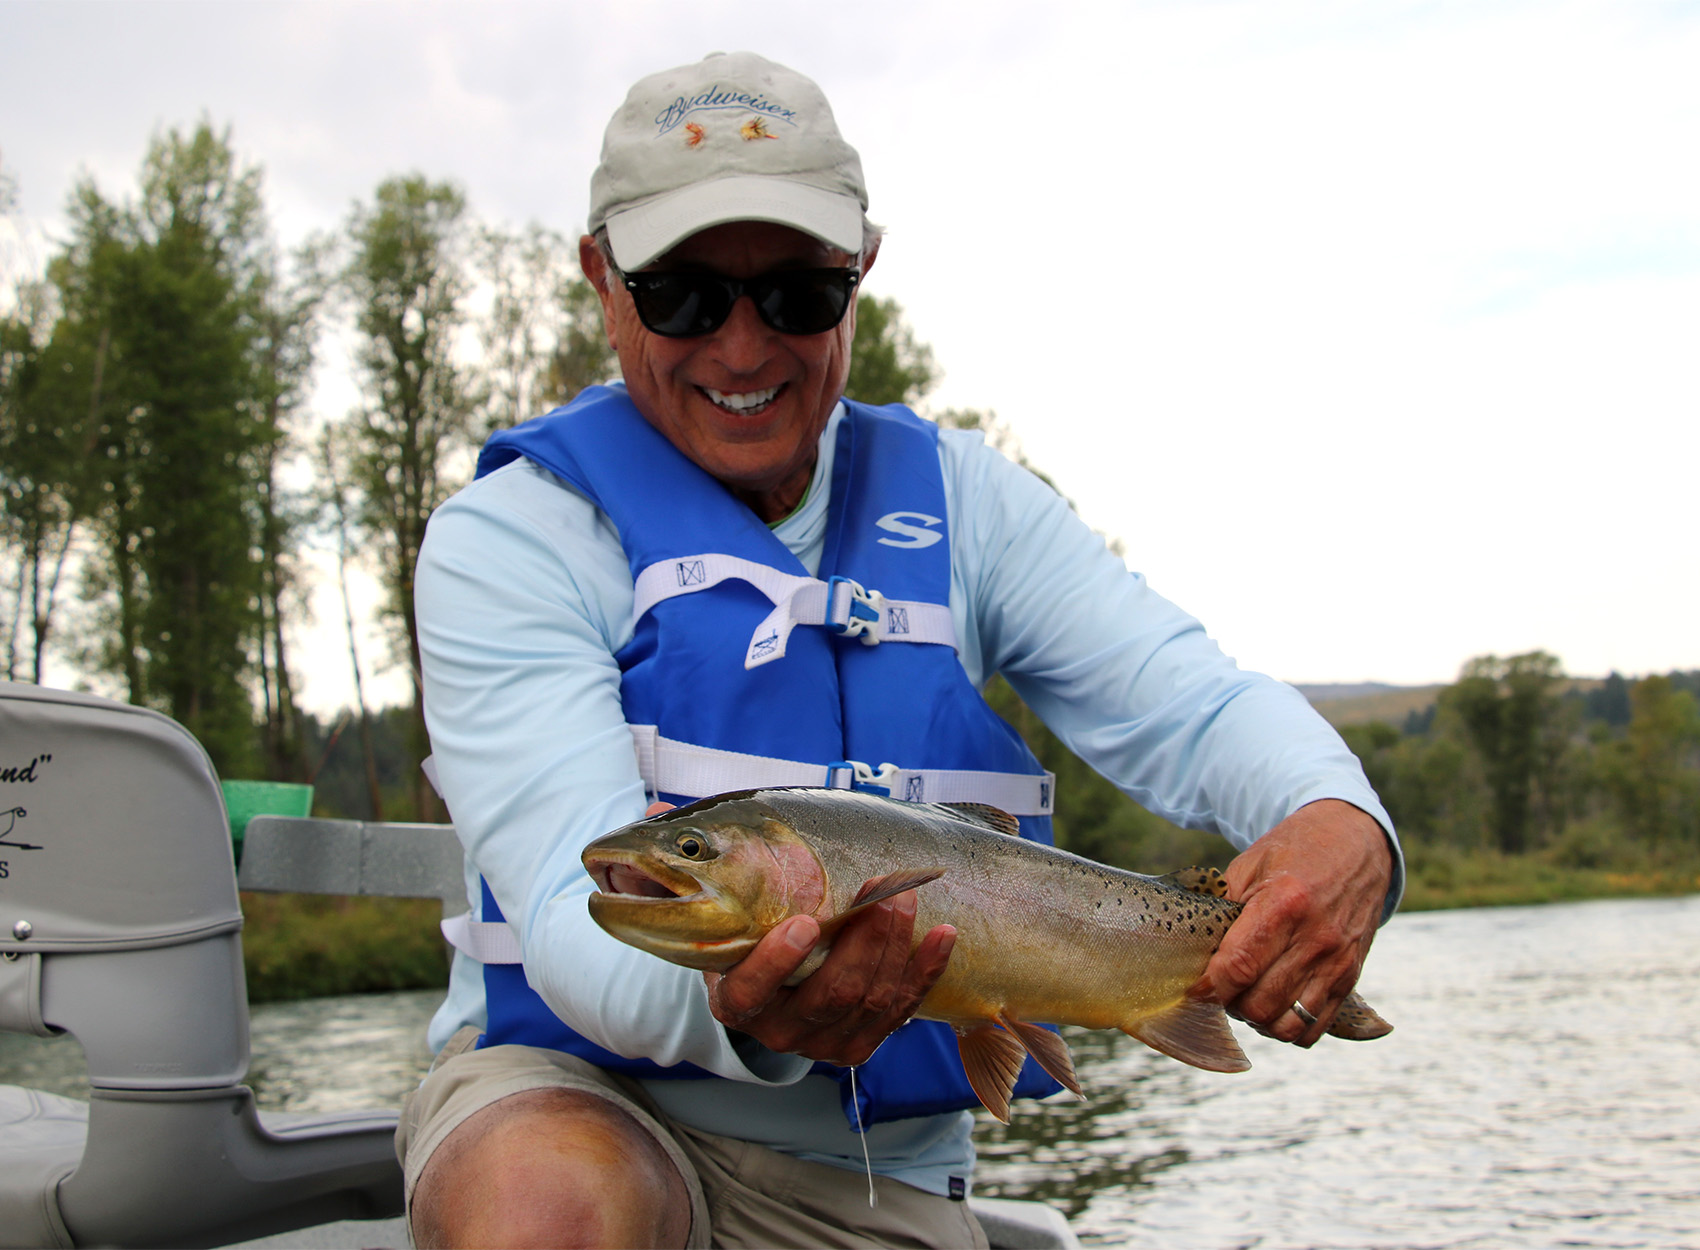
[953,1022,1028,1123]
[1125,996,1251,1073]
[1156,866,1229,898]
[939,802,1021,837]
[1327,990,1394,1040]
[995,1011,1084,1100]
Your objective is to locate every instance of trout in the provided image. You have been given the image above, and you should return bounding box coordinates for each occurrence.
[583,787,1391,1121]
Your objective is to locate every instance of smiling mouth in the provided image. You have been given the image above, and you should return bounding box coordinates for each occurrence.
[701,384,782,416]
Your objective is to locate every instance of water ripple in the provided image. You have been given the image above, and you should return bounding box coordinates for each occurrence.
[972,894,1700,1248]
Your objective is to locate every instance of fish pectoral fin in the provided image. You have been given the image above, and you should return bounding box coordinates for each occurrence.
[1154,866,1229,898]
[938,802,1021,837]
[812,867,948,946]
[1327,991,1394,1040]
[954,1022,1028,1124]
[995,1011,1084,1100]
[1126,997,1251,1073]
[848,866,946,908]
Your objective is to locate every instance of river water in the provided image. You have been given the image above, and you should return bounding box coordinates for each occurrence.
[4,895,1697,1248]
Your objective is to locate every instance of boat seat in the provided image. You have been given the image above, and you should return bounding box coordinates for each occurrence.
[0,683,401,1250]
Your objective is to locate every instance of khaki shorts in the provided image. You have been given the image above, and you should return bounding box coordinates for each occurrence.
[396,1027,989,1250]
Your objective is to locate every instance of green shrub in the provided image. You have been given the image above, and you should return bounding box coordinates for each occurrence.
[240,893,450,1003]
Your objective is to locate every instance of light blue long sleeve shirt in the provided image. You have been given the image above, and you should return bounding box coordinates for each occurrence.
[414,397,1401,1193]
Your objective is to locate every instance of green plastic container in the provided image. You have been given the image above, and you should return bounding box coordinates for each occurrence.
[221,780,314,866]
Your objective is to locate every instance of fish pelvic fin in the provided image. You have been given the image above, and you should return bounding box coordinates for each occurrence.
[995,1011,1084,1101]
[954,1022,1028,1124]
[1154,866,1229,898]
[1126,997,1251,1073]
[1327,990,1394,1040]
[938,802,1021,837]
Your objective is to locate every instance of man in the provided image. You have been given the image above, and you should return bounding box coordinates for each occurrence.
[402,50,1400,1249]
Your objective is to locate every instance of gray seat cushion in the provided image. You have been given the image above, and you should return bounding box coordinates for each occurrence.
[0,1084,85,1249]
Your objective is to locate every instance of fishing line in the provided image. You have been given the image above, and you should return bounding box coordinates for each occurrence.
[849,1067,878,1208]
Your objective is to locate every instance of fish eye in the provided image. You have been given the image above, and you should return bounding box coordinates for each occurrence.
[673,832,711,860]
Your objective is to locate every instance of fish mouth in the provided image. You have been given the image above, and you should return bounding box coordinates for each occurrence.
[585,850,705,903]
[583,848,755,969]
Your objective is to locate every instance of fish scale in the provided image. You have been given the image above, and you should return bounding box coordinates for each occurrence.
[584,787,1392,1122]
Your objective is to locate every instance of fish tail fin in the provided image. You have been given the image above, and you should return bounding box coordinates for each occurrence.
[996,1011,1084,1100]
[1125,997,1251,1073]
[954,1023,1028,1123]
[1327,990,1394,1040]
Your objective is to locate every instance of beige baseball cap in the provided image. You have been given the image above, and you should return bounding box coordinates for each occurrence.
[588,51,869,270]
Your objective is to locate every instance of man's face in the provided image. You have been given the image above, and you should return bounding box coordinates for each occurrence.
[580,221,869,523]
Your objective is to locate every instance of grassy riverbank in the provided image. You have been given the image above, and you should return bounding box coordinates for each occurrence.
[237,850,1700,1003]
[1397,844,1700,912]
[240,893,450,1003]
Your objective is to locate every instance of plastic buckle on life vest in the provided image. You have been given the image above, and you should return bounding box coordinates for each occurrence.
[826,759,902,797]
[826,576,886,646]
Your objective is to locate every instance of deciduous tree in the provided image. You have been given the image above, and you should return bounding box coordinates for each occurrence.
[544,268,618,403]
[0,276,83,683]
[249,244,329,780]
[476,222,577,437]
[336,174,481,816]
[847,293,937,407]
[29,123,278,773]
[1440,651,1566,854]
[1599,675,1700,848]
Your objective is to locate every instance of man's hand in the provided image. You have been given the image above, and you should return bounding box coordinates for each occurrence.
[1194,799,1392,1047]
[704,891,956,1067]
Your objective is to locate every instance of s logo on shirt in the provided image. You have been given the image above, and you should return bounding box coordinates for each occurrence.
[875,511,944,549]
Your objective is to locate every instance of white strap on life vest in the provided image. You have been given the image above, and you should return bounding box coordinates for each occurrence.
[628,725,1055,816]
[631,554,956,669]
[441,911,523,964]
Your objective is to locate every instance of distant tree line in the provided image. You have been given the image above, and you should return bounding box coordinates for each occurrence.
[1337,655,1700,867]
[981,657,1700,884]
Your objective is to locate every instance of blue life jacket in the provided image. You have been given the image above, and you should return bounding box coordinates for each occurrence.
[471,385,1062,1127]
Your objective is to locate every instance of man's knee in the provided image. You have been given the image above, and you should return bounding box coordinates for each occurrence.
[411,1086,694,1249]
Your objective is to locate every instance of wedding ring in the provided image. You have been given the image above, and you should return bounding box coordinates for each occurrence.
[1291,1001,1318,1027]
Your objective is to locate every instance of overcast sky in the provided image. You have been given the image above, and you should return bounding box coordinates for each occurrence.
[4,0,1696,715]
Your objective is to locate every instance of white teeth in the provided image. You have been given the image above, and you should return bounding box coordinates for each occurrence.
[704,385,780,413]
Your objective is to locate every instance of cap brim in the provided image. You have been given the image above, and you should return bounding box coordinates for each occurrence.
[604,176,864,269]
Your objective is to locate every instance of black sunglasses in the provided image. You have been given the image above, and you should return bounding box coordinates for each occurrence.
[618,266,860,338]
